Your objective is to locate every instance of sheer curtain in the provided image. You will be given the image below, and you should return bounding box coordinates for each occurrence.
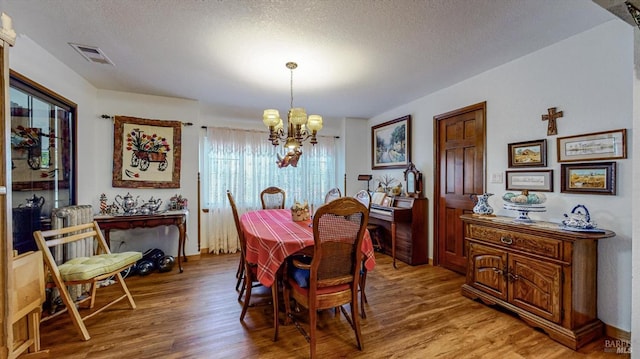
[202,127,337,254]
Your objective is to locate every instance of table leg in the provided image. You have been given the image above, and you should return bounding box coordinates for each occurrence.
[391,222,397,269]
[177,222,186,273]
[103,229,111,249]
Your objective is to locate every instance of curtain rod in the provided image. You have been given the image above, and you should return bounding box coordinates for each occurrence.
[200,125,340,139]
[101,114,193,126]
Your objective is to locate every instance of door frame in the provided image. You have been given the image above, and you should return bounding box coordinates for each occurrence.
[432,101,487,266]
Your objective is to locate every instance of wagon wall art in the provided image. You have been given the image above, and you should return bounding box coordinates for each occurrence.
[112,116,182,188]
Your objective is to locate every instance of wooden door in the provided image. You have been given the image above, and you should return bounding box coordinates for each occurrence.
[434,102,485,274]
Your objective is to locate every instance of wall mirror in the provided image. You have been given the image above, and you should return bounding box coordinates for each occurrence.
[9,71,76,252]
[403,162,422,198]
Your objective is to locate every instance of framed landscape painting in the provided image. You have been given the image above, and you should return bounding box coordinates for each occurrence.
[508,139,546,168]
[371,115,411,169]
[560,162,616,195]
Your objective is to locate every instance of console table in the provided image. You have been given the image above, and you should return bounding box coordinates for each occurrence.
[460,214,615,349]
[94,210,188,272]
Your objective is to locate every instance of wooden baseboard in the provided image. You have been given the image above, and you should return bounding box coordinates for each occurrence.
[200,247,209,255]
[604,323,631,341]
[185,253,201,261]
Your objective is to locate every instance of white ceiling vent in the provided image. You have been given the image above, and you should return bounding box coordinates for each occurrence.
[69,43,115,66]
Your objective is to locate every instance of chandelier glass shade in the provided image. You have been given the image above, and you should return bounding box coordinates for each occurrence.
[262,62,323,155]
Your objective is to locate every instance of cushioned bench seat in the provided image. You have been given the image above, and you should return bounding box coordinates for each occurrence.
[58,252,143,281]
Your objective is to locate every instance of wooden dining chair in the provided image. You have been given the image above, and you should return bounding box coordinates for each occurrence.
[282,197,369,358]
[353,190,371,209]
[353,189,373,318]
[33,221,142,341]
[324,187,341,203]
[227,190,279,341]
[260,186,286,209]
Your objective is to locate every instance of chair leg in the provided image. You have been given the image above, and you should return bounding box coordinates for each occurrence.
[351,299,363,350]
[309,303,317,359]
[239,271,252,321]
[55,280,91,341]
[272,283,279,342]
[235,256,245,292]
[360,268,367,319]
[88,282,98,309]
[237,276,246,302]
[282,271,293,325]
[235,254,243,278]
[115,272,137,309]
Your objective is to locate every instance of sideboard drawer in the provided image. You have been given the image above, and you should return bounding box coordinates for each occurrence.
[467,224,562,260]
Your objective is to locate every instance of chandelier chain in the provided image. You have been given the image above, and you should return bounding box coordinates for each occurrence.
[290,66,294,109]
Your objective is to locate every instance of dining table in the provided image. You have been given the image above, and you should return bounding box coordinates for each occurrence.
[240,208,376,288]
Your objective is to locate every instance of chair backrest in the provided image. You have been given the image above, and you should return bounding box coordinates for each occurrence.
[35,221,111,258]
[324,187,342,204]
[310,197,368,288]
[260,186,286,209]
[227,190,246,255]
[353,190,371,210]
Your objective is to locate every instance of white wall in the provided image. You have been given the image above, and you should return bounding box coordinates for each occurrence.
[631,27,640,359]
[369,20,633,332]
[344,117,370,196]
[94,90,200,257]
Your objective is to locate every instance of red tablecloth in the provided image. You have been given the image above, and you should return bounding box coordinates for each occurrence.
[241,209,376,287]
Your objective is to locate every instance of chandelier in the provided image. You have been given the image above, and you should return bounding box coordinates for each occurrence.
[262,62,323,168]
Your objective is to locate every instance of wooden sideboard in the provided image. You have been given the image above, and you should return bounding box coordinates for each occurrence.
[460,214,615,350]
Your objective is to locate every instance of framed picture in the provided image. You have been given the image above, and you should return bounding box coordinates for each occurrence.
[506,170,553,192]
[372,115,411,169]
[560,162,616,195]
[557,129,626,162]
[112,116,182,188]
[508,139,547,167]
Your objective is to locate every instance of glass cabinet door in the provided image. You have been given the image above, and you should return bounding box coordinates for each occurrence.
[9,71,76,253]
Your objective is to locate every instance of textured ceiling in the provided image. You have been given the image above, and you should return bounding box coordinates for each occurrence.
[2,0,616,120]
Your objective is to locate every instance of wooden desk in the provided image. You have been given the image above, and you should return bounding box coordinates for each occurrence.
[95,210,188,272]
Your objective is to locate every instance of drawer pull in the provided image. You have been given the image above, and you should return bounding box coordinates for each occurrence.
[500,236,513,245]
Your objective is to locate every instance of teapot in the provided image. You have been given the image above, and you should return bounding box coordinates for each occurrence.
[470,193,494,215]
[115,192,139,214]
[562,204,596,229]
[147,197,163,212]
[23,194,45,209]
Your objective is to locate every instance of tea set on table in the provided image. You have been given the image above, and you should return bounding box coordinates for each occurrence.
[470,191,602,232]
[100,192,166,216]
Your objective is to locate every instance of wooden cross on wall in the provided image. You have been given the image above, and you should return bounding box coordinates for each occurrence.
[541,107,563,136]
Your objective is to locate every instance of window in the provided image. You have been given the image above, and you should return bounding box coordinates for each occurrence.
[201,126,337,253]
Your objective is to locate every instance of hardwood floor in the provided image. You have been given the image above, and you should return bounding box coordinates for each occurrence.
[39,253,627,358]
